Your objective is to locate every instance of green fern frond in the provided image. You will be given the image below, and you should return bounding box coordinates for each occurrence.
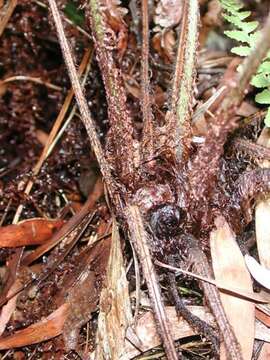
[220,0,270,126]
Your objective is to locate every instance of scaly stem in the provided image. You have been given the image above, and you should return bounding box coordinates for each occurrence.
[88,0,136,184]
[47,0,119,208]
[125,205,179,360]
[188,11,270,203]
[168,0,199,159]
[141,0,154,161]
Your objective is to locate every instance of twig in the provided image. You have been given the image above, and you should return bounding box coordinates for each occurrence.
[47,0,119,207]
[0,0,17,37]
[125,205,179,360]
[2,76,62,91]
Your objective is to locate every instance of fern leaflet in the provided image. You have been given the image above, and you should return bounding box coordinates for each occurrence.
[220,0,270,126]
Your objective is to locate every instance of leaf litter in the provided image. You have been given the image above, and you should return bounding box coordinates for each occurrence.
[1,1,270,359]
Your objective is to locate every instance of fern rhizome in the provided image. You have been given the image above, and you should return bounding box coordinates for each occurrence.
[220,0,270,125]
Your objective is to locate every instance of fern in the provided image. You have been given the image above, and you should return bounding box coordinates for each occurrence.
[220,0,270,126]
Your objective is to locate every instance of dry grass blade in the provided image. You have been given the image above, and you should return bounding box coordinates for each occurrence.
[95,220,132,359]
[125,205,179,360]
[48,0,118,203]
[210,216,255,360]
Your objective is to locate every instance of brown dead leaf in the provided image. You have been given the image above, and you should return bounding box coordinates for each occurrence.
[122,306,270,359]
[0,304,69,350]
[154,0,182,28]
[0,218,64,247]
[152,29,176,63]
[210,216,255,360]
[60,237,112,351]
[0,279,22,337]
[124,306,216,359]
[256,128,270,269]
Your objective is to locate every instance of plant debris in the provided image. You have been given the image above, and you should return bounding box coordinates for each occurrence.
[1,1,270,359]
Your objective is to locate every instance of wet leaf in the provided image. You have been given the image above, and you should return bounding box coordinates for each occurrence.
[0,304,69,350]
[0,218,64,247]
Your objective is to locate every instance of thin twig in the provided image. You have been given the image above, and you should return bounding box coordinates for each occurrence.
[125,205,179,360]
[47,0,119,207]
[2,76,62,91]
[0,0,17,37]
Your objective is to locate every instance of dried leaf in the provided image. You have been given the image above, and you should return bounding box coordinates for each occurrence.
[124,306,215,359]
[152,30,176,62]
[100,0,128,23]
[210,216,255,360]
[95,220,132,359]
[258,343,270,360]
[0,304,69,350]
[256,128,270,268]
[0,280,21,336]
[154,0,182,28]
[61,238,112,350]
[123,306,270,359]
[245,255,270,290]
[0,218,64,247]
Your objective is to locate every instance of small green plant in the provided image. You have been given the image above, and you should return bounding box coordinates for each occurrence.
[64,1,84,27]
[220,0,270,126]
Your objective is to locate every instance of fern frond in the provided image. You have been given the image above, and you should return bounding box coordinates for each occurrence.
[220,0,270,126]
